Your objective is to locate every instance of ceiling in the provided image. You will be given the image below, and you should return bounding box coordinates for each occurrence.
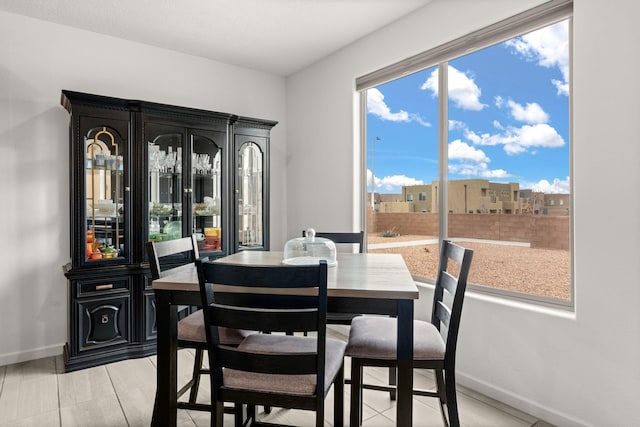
[0,0,433,76]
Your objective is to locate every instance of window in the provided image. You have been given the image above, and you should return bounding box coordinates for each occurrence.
[362,1,572,305]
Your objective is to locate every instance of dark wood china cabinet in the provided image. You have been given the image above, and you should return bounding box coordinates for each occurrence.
[61,90,276,371]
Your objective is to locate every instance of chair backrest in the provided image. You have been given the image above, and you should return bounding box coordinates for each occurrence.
[302,230,364,254]
[431,240,473,360]
[146,235,200,279]
[196,259,329,393]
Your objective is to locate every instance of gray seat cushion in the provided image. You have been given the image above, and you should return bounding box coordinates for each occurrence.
[177,309,254,345]
[345,316,445,360]
[223,334,346,396]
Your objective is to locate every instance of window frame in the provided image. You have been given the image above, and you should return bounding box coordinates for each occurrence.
[359,0,574,308]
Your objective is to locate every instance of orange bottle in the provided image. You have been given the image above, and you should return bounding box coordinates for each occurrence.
[86,230,95,258]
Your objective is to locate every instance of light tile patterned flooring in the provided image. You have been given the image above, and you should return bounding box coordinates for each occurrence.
[0,330,556,427]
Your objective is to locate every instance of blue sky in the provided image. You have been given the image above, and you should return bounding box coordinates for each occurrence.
[367,20,570,195]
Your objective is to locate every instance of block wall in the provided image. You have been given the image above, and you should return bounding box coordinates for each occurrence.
[370,212,569,250]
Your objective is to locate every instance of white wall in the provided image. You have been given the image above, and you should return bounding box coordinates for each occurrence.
[286,0,640,426]
[4,1,640,425]
[0,11,287,365]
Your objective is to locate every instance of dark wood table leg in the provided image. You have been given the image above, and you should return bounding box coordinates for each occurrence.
[396,299,414,427]
[151,290,178,427]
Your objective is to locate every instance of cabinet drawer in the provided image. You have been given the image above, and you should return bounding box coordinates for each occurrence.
[77,278,130,297]
[77,295,130,352]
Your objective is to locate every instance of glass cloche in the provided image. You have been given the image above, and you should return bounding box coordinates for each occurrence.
[283,228,337,267]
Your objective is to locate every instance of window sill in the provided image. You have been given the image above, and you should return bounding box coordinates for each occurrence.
[414,278,576,317]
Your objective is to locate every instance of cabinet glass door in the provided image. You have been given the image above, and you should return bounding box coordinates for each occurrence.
[84,126,126,262]
[191,130,224,256]
[237,140,264,249]
[146,124,184,242]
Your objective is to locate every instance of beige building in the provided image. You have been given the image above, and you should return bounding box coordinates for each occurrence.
[402,184,433,212]
[520,189,545,214]
[401,179,523,214]
[368,192,410,212]
[375,179,569,215]
[543,193,571,216]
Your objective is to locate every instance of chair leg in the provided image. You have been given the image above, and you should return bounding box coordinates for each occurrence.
[435,369,448,426]
[316,401,325,427]
[388,366,397,401]
[246,405,256,425]
[212,400,224,427]
[189,348,204,404]
[350,359,363,427]
[443,367,461,427]
[233,403,244,427]
[334,363,344,427]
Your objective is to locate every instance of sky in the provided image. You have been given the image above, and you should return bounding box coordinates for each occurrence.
[366,20,570,195]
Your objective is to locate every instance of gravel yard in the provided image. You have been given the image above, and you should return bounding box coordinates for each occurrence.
[367,234,571,301]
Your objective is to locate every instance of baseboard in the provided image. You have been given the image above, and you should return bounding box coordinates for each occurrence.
[0,343,64,367]
[457,370,591,427]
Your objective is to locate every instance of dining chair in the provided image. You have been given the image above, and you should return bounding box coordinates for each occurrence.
[195,258,345,427]
[146,236,253,415]
[302,230,364,326]
[345,240,473,427]
[302,230,364,255]
[303,230,400,399]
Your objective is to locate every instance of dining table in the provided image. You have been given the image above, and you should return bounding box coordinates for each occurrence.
[151,251,419,426]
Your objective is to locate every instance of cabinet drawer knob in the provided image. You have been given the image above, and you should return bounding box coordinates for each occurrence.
[96,284,114,291]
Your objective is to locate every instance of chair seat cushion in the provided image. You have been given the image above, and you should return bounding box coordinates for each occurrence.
[177,309,253,345]
[345,316,445,360]
[223,334,346,396]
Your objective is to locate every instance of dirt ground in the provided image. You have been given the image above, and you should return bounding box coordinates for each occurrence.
[367,234,571,301]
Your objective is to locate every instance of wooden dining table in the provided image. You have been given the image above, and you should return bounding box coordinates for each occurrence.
[151,251,419,426]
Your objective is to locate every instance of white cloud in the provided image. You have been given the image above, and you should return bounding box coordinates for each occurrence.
[507,100,549,124]
[411,114,432,127]
[552,79,569,96]
[421,66,486,111]
[449,139,490,163]
[509,124,564,154]
[465,123,564,155]
[448,163,510,178]
[481,168,510,178]
[524,176,570,194]
[449,119,466,130]
[367,88,410,122]
[367,88,431,127]
[448,139,510,178]
[378,174,424,191]
[506,20,570,96]
[367,169,424,192]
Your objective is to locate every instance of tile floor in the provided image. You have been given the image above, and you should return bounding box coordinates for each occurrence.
[0,331,556,427]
